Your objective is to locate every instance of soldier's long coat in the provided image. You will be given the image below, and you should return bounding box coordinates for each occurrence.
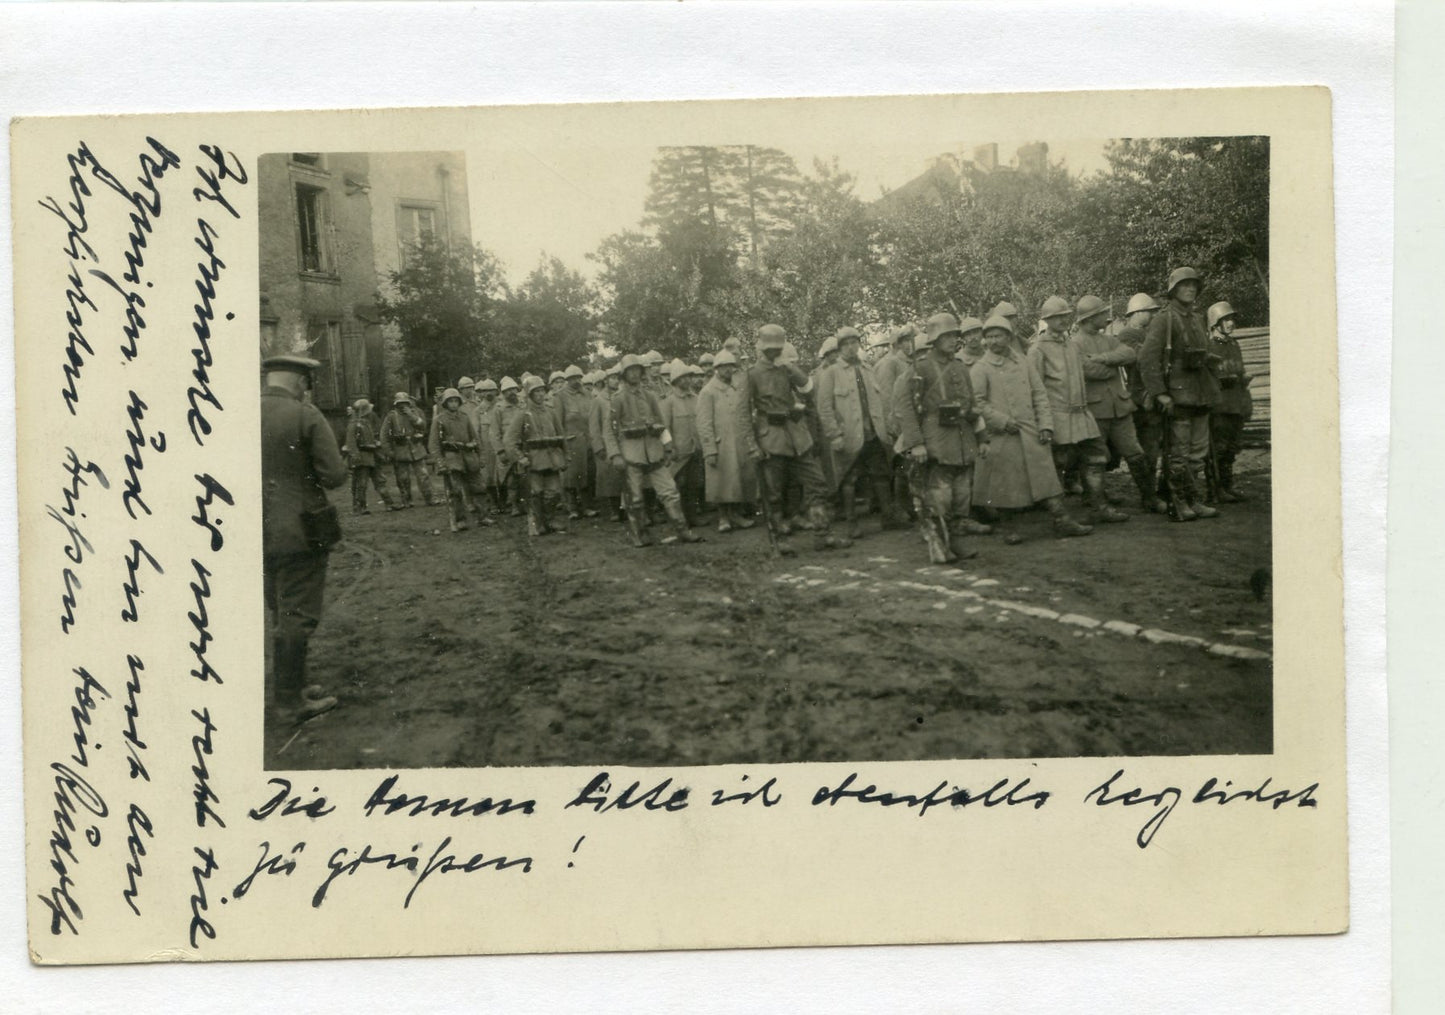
[429,407,482,474]
[1140,301,1219,409]
[262,386,348,558]
[1027,336,1102,445]
[695,373,755,504]
[555,386,592,488]
[816,359,890,482]
[346,412,386,468]
[588,393,625,498]
[661,388,700,478]
[969,351,1063,508]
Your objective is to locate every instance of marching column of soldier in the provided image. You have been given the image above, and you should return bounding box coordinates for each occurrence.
[264,266,1257,723]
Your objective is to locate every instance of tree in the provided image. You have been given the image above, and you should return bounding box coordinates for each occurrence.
[375,235,509,389]
[488,256,597,379]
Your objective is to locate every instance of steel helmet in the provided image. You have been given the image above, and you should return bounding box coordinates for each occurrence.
[458,376,475,389]
[778,341,800,366]
[757,324,788,351]
[673,361,701,381]
[643,350,664,366]
[565,364,584,379]
[660,361,674,379]
[619,353,645,374]
[548,370,565,384]
[523,375,547,395]
[989,301,1019,320]
[982,315,1016,337]
[353,398,372,412]
[667,358,688,380]
[1038,295,1072,320]
[1126,292,1160,315]
[835,325,863,346]
[699,352,715,367]
[1075,295,1109,323]
[818,335,839,358]
[712,349,739,368]
[477,378,498,393]
[605,362,623,378]
[393,391,411,404]
[959,316,984,337]
[891,323,917,346]
[441,387,462,405]
[1207,301,1238,330]
[499,376,519,393]
[1166,266,1202,293]
[925,312,963,343]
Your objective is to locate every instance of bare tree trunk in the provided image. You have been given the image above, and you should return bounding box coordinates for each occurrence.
[745,145,760,268]
[698,147,718,228]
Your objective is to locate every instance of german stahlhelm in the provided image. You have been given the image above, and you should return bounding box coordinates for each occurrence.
[667,358,689,381]
[989,301,1019,320]
[777,341,800,366]
[1038,295,1072,321]
[458,376,475,390]
[982,315,1016,336]
[818,335,839,358]
[757,323,788,352]
[1074,295,1109,324]
[891,323,917,346]
[1126,292,1161,315]
[712,349,739,369]
[565,364,584,379]
[660,360,674,379]
[834,325,863,348]
[523,375,547,396]
[605,361,623,378]
[643,350,664,366]
[477,378,498,393]
[441,388,462,406]
[699,352,715,368]
[1166,266,1202,293]
[393,391,411,404]
[499,376,519,393]
[548,370,565,384]
[924,312,963,344]
[1207,301,1238,330]
[620,353,645,375]
[353,398,372,412]
[959,316,985,338]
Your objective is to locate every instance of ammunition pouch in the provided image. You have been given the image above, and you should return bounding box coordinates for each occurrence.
[1183,348,1207,371]
[1218,376,1241,390]
[523,437,565,450]
[620,425,649,439]
[441,441,464,452]
[936,403,963,427]
[765,411,790,426]
[788,407,805,422]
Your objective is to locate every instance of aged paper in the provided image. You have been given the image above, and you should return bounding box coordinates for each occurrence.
[14,88,1342,965]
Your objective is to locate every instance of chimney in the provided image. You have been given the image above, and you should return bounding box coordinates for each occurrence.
[973,143,998,172]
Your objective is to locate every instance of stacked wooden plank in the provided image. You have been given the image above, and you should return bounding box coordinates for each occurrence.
[1234,325,1270,447]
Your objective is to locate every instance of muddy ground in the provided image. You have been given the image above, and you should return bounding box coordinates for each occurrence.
[265,450,1273,769]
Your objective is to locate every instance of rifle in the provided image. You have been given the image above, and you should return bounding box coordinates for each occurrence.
[753,456,781,557]
[906,362,952,564]
[1157,307,1176,505]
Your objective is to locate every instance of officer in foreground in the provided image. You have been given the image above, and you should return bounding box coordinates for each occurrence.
[261,355,347,725]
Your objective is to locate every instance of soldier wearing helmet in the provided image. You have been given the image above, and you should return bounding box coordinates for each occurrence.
[345,397,400,515]
[1072,295,1167,515]
[261,355,347,726]
[895,313,992,562]
[661,360,707,527]
[817,324,898,539]
[734,323,850,553]
[605,355,703,547]
[588,363,627,522]
[696,348,758,533]
[968,317,1092,540]
[555,364,596,519]
[488,376,525,516]
[1205,301,1251,502]
[1140,266,1221,521]
[956,316,986,368]
[504,375,571,536]
[381,392,438,509]
[988,301,1033,359]
[1028,297,1129,524]
[1115,292,1165,497]
[428,387,488,532]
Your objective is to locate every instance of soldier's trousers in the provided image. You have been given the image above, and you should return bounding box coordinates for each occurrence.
[391,458,424,505]
[672,452,705,522]
[351,465,392,510]
[264,550,330,640]
[1050,437,1109,475]
[442,468,485,518]
[1094,416,1144,462]
[528,469,563,495]
[760,453,829,516]
[1135,408,1164,468]
[1211,412,1245,484]
[1166,407,1211,469]
[624,460,681,507]
[923,461,975,522]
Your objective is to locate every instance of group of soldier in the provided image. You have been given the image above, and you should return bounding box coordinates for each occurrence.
[339,262,1254,563]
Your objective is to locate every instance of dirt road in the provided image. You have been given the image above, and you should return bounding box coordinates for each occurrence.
[265,450,1272,769]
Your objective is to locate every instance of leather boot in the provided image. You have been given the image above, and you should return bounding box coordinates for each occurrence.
[1047,497,1093,538]
[273,636,336,724]
[449,488,469,532]
[662,503,703,544]
[526,494,545,537]
[545,492,567,533]
[1129,455,1168,514]
[809,504,851,550]
[1084,465,1129,523]
[626,502,651,547]
[1166,463,1196,522]
[565,489,581,520]
[840,485,864,540]
[1184,465,1218,518]
[1217,462,1246,502]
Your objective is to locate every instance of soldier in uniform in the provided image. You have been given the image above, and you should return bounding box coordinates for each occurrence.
[589,364,627,522]
[261,355,345,724]
[662,360,706,527]
[506,375,571,536]
[874,324,918,519]
[605,354,703,547]
[818,325,896,539]
[556,364,597,519]
[380,392,432,509]
[699,352,716,381]
[969,318,1093,540]
[429,387,488,533]
[345,398,398,514]
[489,376,525,516]
[470,379,501,514]
[896,314,991,562]
[1206,301,1253,502]
[1029,296,1129,524]
[696,349,756,533]
[643,350,667,398]
[1116,292,1165,502]
[1072,295,1167,514]
[987,300,1035,360]
[1140,266,1221,521]
[956,316,986,369]
[735,324,850,554]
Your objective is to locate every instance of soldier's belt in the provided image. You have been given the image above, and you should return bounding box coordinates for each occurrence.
[620,425,649,438]
[764,411,790,425]
[389,435,411,443]
[523,437,565,449]
[441,441,465,451]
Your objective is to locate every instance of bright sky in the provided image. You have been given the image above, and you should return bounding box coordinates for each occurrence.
[467,138,1110,285]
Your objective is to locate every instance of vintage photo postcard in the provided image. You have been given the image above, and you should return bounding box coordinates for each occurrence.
[13,87,1343,965]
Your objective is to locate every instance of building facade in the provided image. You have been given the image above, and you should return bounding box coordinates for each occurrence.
[258,151,471,418]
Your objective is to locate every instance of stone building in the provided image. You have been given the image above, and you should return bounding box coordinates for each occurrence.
[257,151,470,418]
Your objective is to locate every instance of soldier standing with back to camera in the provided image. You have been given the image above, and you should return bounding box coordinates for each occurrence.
[261,355,346,725]
[1140,266,1221,521]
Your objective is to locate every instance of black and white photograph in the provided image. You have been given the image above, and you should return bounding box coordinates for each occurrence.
[260,131,1274,769]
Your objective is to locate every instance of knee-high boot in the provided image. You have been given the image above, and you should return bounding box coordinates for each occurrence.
[1084,465,1129,523]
